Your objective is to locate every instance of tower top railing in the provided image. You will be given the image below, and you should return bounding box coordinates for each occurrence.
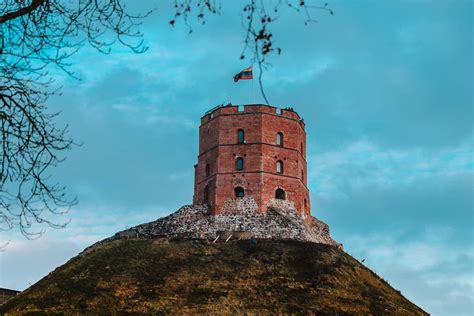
[201,104,305,127]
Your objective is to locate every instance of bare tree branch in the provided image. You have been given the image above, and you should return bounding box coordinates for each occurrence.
[0,0,150,238]
[0,0,45,24]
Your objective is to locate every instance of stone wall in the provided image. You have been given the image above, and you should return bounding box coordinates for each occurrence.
[87,204,341,251]
[220,197,258,214]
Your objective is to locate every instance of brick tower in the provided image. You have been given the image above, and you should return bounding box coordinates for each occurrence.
[193,104,310,216]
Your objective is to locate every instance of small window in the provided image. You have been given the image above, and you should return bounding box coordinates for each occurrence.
[301,169,304,181]
[276,160,283,174]
[236,157,244,171]
[205,164,210,177]
[275,188,285,200]
[235,186,244,198]
[203,185,209,203]
[304,198,307,210]
[237,129,245,144]
[276,132,283,146]
[300,142,303,154]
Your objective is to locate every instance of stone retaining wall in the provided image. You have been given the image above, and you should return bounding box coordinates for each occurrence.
[87,204,341,251]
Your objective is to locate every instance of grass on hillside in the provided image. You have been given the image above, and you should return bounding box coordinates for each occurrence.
[1,239,428,315]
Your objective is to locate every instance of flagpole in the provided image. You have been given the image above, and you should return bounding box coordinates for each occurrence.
[252,71,255,104]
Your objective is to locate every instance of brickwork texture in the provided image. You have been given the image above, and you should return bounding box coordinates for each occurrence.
[193,104,311,216]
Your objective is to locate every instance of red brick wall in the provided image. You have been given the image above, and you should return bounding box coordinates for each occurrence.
[193,104,311,216]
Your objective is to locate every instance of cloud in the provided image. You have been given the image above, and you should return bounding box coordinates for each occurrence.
[315,172,473,244]
[345,232,474,316]
[0,238,81,291]
[0,203,176,291]
[309,140,472,194]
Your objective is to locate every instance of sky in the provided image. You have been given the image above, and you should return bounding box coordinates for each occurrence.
[1,0,472,315]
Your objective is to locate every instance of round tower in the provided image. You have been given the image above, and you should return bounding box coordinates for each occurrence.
[193,104,310,216]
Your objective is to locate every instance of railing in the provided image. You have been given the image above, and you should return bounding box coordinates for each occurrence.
[203,104,297,118]
[204,104,225,115]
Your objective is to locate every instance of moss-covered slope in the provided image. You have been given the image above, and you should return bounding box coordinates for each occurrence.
[1,239,427,315]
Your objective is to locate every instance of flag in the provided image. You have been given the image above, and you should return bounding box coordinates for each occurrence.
[233,66,253,82]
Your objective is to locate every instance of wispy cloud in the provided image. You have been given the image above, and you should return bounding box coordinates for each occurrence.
[309,140,473,197]
[345,231,474,316]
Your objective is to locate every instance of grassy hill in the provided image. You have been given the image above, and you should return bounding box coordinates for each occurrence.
[1,239,427,315]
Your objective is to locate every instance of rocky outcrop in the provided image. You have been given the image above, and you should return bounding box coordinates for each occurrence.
[88,204,340,250]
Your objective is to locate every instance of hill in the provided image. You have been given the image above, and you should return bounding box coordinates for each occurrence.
[1,238,427,315]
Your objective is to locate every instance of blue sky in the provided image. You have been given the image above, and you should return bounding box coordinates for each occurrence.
[1,0,472,315]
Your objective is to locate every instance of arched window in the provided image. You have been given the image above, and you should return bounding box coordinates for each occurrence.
[236,157,244,171]
[205,164,210,177]
[300,142,303,154]
[235,186,244,198]
[276,132,283,146]
[203,185,209,204]
[276,160,283,174]
[275,188,285,200]
[237,129,245,144]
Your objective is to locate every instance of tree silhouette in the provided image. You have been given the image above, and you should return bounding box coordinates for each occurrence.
[0,0,331,237]
[0,0,149,238]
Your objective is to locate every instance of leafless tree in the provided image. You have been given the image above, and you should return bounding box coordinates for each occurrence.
[0,0,331,238]
[0,0,149,238]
